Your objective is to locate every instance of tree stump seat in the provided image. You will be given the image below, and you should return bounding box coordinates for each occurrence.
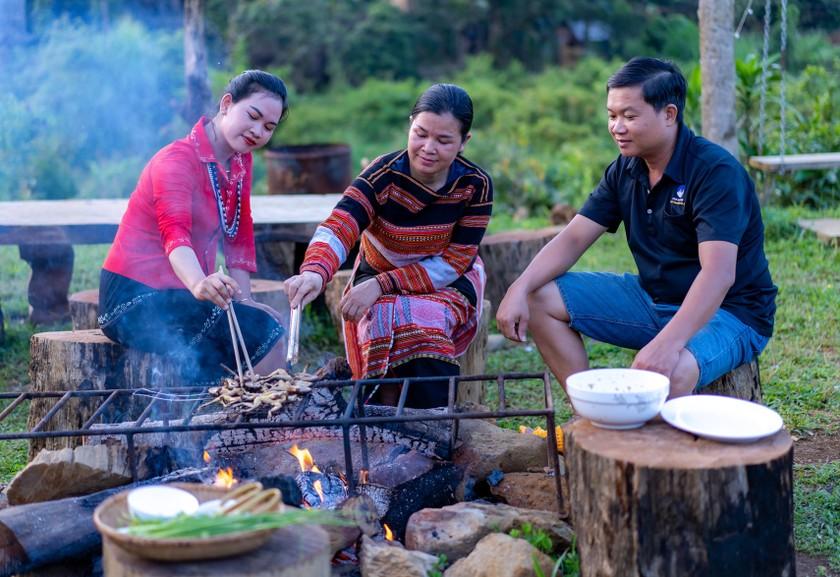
[477,226,564,310]
[324,270,492,405]
[566,419,794,577]
[69,278,289,330]
[27,329,188,461]
[697,359,761,402]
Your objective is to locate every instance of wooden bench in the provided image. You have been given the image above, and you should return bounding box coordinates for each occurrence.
[749,153,840,245]
[68,279,289,331]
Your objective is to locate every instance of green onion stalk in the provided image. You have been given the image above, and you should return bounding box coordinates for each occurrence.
[124,509,352,539]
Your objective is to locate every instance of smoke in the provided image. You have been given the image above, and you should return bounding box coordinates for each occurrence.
[0,16,188,201]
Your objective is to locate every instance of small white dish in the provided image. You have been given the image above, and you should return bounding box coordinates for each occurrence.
[127,486,200,521]
[661,395,783,443]
[566,368,670,429]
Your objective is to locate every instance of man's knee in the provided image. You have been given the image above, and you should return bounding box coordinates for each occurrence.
[669,348,700,397]
[527,281,570,323]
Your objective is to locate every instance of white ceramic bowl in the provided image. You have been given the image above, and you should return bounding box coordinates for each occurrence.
[127,485,200,521]
[566,368,670,429]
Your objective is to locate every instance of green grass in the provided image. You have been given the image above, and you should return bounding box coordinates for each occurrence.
[794,462,840,569]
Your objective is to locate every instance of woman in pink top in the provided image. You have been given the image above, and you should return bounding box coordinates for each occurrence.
[100,70,289,383]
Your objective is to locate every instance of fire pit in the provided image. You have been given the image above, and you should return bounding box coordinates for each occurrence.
[0,369,565,576]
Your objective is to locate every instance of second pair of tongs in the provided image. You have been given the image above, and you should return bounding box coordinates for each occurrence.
[220,266,254,386]
[285,305,301,370]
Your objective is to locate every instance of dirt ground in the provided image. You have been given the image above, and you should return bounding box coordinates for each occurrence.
[793,431,839,577]
[794,431,840,465]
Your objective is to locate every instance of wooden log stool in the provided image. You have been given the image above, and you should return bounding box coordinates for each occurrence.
[69,279,290,330]
[478,226,563,310]
[324,270,491,405]
[697,360,761,402]
[565,419,794,577]
[102,524,331,577]
[27,330,184,460]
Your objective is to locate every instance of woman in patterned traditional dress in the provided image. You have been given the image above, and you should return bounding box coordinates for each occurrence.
[286,84,493,407]
[98,70,289,382]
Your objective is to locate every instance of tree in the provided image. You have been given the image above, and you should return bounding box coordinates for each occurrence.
[183,0,212,124]
[698,0,738,156]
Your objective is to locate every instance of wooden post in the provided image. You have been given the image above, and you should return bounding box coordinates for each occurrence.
[566,419,794,577]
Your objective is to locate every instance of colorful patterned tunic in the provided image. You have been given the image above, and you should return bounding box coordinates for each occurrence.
[300,150,493,379]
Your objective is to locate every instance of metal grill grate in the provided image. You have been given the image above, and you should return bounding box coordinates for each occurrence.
[0,372,566,515]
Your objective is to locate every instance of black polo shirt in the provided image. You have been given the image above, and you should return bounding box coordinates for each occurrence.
[579,124,777,337]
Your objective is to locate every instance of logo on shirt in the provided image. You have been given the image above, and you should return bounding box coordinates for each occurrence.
[670,185,686,209]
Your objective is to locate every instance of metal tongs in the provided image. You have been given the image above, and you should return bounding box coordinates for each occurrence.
[285,306,301,370]
[221,266,254,386]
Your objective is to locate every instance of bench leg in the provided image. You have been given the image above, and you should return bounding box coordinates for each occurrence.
[18,243,74,326]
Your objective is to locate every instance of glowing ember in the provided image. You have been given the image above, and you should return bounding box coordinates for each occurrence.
[383,523,394,541]
[313,479,325,502]
[289,444,322,473]
[203,450,211,463]
[214,467,238,489]
[359,469,369,485]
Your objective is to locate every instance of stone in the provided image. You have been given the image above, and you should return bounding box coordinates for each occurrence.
[488,471,561,512]
[453,419,547,499]
[405,501,573,562]
[7,443,132,505]
[360,535,440,577]
[444,533,556,577]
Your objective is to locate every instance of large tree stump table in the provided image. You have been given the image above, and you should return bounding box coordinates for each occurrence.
[102,524,331,576]
[69,279,290,331]
[565,419,794,577]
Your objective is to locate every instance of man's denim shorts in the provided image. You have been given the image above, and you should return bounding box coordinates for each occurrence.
[555,272,770,388]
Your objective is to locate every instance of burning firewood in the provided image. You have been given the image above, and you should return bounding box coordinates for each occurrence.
[200,368,319,418]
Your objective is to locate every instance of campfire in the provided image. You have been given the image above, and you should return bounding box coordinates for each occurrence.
[0,368,564,576]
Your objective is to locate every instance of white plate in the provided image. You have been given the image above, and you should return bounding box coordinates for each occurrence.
[660,395,783,443]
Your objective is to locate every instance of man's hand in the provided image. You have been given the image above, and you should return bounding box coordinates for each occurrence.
[631,338,682,379]
[191,269,240,309]
[285,272,324,309]
[340,278,382,322]
[496,284,530,342]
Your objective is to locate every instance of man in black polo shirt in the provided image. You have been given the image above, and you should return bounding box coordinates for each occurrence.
[496,57,777,397]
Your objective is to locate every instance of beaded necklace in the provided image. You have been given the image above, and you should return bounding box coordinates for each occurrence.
[207,162,242,239]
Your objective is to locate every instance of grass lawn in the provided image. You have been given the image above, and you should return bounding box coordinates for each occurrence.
[0,205,837,573]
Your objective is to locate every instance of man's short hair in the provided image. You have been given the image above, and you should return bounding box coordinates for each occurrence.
[607,57,687,123]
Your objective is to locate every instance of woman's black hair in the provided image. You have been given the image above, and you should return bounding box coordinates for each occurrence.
[607,57,686,123]
[410,83,473,140]
[223,70,289,122]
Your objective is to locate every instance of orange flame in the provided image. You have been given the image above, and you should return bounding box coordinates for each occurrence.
[289,444,321,473]
[383,523,394,541]
[313,479,325,502]
[359,469,369,485]
[214,467,237,489]
[203,451,211,463]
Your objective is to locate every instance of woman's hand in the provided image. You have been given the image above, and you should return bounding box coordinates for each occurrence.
[285,272,324,309]
[340,278,382,322]
[191,270,241,309]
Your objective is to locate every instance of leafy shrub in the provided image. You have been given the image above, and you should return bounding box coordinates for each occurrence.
[2,18,185,200]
